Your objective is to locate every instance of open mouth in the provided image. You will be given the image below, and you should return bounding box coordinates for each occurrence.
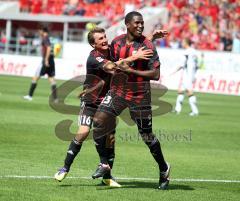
[102,42,108,47]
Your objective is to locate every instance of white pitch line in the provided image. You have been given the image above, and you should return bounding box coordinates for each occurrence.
[0,175,240,183]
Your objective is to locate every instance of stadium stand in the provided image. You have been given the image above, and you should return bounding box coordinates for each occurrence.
[16,0,240,52]
[156,0,240,52]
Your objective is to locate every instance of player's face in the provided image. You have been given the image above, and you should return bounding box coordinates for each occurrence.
[127,15,144,38]
[93,32,108,51]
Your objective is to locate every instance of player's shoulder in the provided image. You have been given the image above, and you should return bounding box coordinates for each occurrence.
[112,34,126,44]
[87,50,106,65]
[141,36,155,50]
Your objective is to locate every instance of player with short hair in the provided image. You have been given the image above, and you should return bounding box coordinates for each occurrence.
[174,39,199,116]
[91,11,170,190]
[54,27,164,187]
[23,27,57,102]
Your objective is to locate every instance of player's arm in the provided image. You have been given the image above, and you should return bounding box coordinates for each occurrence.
[115,30,169,64]
[169,66,183,76]
[119,62,160,80]
[146,29,169,42]
[103,61,117,73]
[45,45,51,67]
[118,45,161,80]
[78,80,105,98]
[103,47,154,73]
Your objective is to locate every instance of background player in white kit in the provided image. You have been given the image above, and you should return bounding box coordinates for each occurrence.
[174,39,199,116]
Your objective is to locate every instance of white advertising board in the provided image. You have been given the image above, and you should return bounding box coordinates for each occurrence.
[1,45,240,96]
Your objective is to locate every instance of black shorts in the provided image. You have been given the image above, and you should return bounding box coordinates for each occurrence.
[78,102,97,127]
[78,101,117,133]
[98,91,152,134]
[39,56,55,77]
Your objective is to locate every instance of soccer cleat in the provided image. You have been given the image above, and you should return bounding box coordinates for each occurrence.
[54,167,68,182]
[23,95,33,101]
[171,109,180,115]
[189,112,198,116]
[92,163,111,179]
[102,178,122,188]
[159,162,171,190]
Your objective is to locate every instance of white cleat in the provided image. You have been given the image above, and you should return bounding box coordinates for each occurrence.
[189,112,198,116]
[102,178,122,188]
[23,95,33,101]
[54,167,68,182]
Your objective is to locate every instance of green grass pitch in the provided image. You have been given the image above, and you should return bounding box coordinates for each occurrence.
[0,75,240,201]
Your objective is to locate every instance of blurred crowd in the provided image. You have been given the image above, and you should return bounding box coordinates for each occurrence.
[13,1,240,53]
[154,0,240,53]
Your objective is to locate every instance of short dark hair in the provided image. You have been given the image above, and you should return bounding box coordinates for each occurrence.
[39,26,49,33]
[125,11,142,24]
[87,27,105,45]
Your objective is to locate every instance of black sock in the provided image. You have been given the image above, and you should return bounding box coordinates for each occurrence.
[64,138,82,171]
[149,138,167,172]
[103,147,115,179]
[107,147,115,169]
[94,136,108,164]
[51,84,57,100]
[141,133,167,172]
[29,82,37,97]
[93,117,111,165]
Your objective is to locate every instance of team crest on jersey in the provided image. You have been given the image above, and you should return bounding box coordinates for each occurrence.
[96,57,104,62]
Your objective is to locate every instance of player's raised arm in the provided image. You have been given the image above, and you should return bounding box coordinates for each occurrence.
[147,29,169,41]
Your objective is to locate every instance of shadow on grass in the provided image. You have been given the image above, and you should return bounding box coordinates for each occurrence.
[96,181,195,191]
[56,180,194,191]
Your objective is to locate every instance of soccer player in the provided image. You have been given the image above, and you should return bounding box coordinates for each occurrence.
[91,11,170,190]
[23,27,57,102]
[174,39,199,116]
[54,27,161,187]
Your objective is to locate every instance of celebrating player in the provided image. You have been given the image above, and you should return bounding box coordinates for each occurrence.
[91,11,170,190]
[54,26,167,187]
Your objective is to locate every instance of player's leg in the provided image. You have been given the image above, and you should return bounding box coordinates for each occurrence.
[48,76,58,102]
[24,61,44,101]
[47,57,58,102]
[54,103,95,182]
[23,76,40,101]
[91,111,115,178]
[174,85,185,114]
[102,132,121,187]
[129,105,170,190]
[92,92,126,179]
[187,89,199,116]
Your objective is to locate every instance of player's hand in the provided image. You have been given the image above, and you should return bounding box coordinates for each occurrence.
[134,47,153,60]
[152,29,169,40]
[118,60,131,72]
[45,59,50,67]
[78,89,87,98]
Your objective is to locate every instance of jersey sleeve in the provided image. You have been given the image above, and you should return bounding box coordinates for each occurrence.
[147,45,161,70]
[86,54,109,75]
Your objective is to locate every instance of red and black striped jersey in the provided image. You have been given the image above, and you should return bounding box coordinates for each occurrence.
[110,34,160,103]
[82,49,112,105]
